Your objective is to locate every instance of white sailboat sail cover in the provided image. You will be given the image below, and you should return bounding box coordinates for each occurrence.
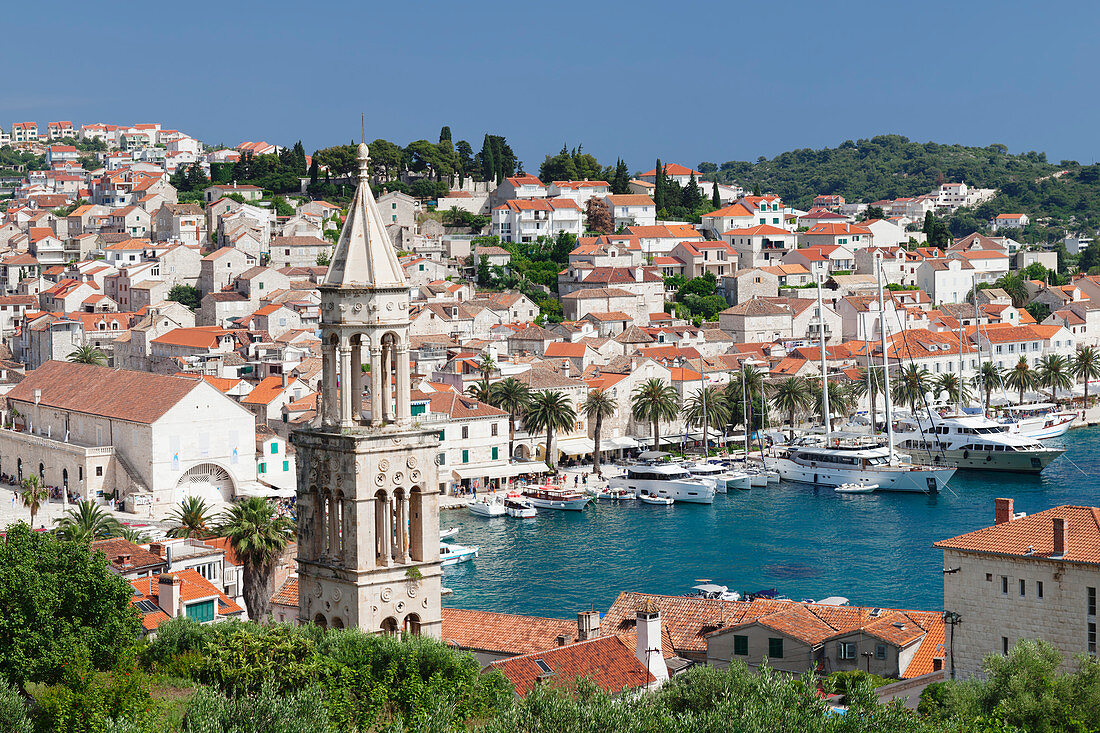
[322,143,407,289]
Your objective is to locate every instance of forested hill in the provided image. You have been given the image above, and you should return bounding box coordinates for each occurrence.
[704,135,1059,210]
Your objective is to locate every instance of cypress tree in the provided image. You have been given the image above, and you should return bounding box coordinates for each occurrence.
[439,126,452,144]
[653,158,665,210]
[614,159,630,194]
[481,134,495,182]
[711,180,722,208]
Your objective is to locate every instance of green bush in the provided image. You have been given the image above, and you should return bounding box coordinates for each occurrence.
[33,657,159,733]
[0,679,31,733]
[183,681,334,733]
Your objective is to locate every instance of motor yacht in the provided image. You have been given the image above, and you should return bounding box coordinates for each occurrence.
[892,410,1064,473]
[608,463,716,504]
[687,582,741,601]
[682,462,730,493]
[467,497,506,517]
[520,485,592,511]
[503,492,537,518]
[765,437,955,493]
[996,403,1076,440]
[439,542,479,567]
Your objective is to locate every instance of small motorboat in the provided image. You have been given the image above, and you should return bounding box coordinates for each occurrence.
[504,492,537,518]
[639,492,674,506]
[687,582,741,601]
[440,527,460,538]
[835,482,878,494]
[598,487,635,501]
[439,542,479,567]
[467,497,505,517]
[521,485,592,511]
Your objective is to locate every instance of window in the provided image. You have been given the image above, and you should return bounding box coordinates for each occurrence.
[462,425,469,439]
[1089,587,1097,616]
[733,635,748,656]
[838,642,856,660]
[875,644,887,660]
[462,449,469,464]
[492,447,498,460]
[270,443,279,454]
[438,430,445,441]
[491,423,499,437]
[95,466,103,476]
[1038,581,1044,599]
[768,638,784,659]
[438,453,446,465]
[1002,637,1009,655]
[282,460,289,472]
[1090,623,1097,655]
[1019,579,1026,597]
[186,599,215,624]
[1001,576,1009,595]
[259,462,266,474]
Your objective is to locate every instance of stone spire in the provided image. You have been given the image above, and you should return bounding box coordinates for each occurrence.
[323,143,407,290]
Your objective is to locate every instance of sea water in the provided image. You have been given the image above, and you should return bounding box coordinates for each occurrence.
[441,427,1100,618]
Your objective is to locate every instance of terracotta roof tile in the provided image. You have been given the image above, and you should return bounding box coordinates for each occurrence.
[935,505,1100,563]
[489,635,654,697]
[442,607,577,656]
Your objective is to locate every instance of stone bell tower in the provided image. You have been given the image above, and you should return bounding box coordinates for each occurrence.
[291,143,441,637]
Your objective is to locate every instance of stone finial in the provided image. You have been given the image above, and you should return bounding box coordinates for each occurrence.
[358,143,370,179]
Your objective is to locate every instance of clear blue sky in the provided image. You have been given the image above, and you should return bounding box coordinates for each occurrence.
[6,1,1097,171]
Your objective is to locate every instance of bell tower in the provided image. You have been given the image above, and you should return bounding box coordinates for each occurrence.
[291,143,441,637]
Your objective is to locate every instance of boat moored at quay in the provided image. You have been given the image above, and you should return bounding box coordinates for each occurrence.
[608,463,716,504]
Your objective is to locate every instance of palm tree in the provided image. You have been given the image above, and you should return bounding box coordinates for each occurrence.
[770,376,813,441]
[1037,354,1073,403]
[1003,356,1038,405]
[811,380,855,430]
[933,372,971,406]
[632,378,680,452]
[525,390,577,468]
[1073,346,1100,406]
[476,353,496,381]
[971,361,1004,413]
[490,377,531,460]
[115,525,152,543]
[850,366,886,432]
[892,364,931,411]
[67,344,107,366]
[20,474,48,528]
[722,365,765,435]
[218,497,294,622]
[166,496,216,539]
[582,389,617,476]
[55,500,120,541]
[681,386,730,454]
[465,378,492,404]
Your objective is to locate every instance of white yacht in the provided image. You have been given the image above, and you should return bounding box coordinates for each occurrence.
[996,403,1076,441]
[467,496,506,517]
[609,463,716,504]
[682,462,729,493]
[503,493,537,518]
[765,438,956,493]
[892,410,1064,473]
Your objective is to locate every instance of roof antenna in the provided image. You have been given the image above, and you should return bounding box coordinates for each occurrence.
[361,113,365,145]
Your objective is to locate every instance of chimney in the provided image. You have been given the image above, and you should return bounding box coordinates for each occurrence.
[118,552,132,566]
[556,634,568,647]
[281,370,288,388]
[157,573,181,616]
[994,498,1014,525]
[577,611,601,641]
[635,600,669,686]
[148,542,163,558]
[1053,517,1067,558]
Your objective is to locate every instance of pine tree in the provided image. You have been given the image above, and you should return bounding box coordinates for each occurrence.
[683,173,702,211]
[613,159,630,194]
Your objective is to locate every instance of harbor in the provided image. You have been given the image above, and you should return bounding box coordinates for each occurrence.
[441,425,1100,619]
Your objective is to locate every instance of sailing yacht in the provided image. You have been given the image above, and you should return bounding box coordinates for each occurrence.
[892,409,1064,473]
[766,265,956,493]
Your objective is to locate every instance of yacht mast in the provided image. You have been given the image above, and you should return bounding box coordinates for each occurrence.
[865,313,874,433]
[699,357,709,457]
[816,275,831,441]
[742,364,749,460]
[876,256,896,462]
[971,274,983,410]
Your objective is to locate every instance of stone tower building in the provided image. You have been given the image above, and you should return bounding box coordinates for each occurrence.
[291,143,442,637]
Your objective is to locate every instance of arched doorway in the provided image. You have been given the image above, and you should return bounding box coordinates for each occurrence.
[331,617,344,629]
[380,617,398,635]
[314,613,327,629]
[403,614,421,635]
[38,462,44,480]
[176,463,234,504]
[62,468,68,490]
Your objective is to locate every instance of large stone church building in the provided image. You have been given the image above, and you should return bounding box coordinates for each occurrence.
[291,143,442,637]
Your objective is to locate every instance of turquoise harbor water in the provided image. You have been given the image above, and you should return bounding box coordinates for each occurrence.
[441,427,1100,618]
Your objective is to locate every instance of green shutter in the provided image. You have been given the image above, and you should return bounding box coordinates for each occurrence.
[411,403,425,416]
[259,463,266,474]
[282,460,289,471]
[270,443,278,454]
[438,430,445,441]
[462,450,469,463]
[768,638,784,659]
[734,635,748,656]
[185,599,215,623]
[492,447,498,460]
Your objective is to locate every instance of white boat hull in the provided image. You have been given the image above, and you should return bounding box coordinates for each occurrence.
[905,448,1062,474]
[764,457,954,493]
[523,496,591,511]
[468,503,505,517]
[1005,414,1075,441]
[608,476,715,504]
[724,473,752,491]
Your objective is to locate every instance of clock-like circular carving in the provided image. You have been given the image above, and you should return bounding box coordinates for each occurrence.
[395,600,405,613]
[386,302,394,311]
[408,583,418,598]
[393,471,403,484]
[378,458,390,472]
[375,473,386,486]
[314,581,323,598]
[353,302,363,312]
[406,456,417,469]
[410,469,421,482]
[380,587,393,602]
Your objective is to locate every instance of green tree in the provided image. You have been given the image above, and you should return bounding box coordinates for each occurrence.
[681,385,730,451]
[465,378,492,404]
[1003,355,1038,405]
[66,344,107,366]
[850,366,886,432]
[612,158,630,195]
[653,158,666,210]
[524,390,577,469]
[972,361,1004,412]
[933,372,971,406]
[582,389,617,476]
[1073,345,1100,405]
[1037,353,1073,402]
[0,523,142,688]
[770,376,814,441]
[20,474,48,528]
[892,364,932,410]
[682,172,702,211]
[0,680,31,733]
[631,378,680,451]
[711,180,722,208]
[54,500,121,542]
[218,497,294,622]
[489,377,532,460]
[167,284,201,309]
[166,496,216,539]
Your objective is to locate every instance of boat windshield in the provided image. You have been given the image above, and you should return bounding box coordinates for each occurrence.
[628,467,691,480]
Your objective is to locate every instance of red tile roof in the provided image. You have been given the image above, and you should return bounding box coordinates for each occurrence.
[442,608,578,656]
[489,634,654,697]
[935,505,1100,564]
